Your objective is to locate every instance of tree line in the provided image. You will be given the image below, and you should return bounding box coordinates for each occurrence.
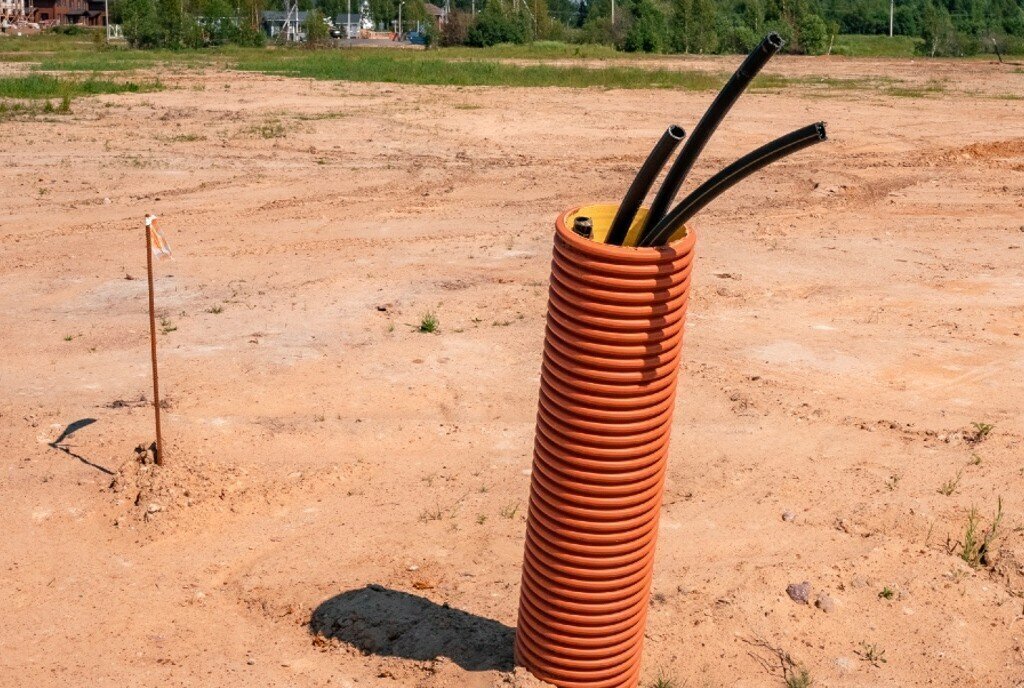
[110,0,1024,55]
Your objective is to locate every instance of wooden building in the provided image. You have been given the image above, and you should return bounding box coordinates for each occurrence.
[32,0,105,25]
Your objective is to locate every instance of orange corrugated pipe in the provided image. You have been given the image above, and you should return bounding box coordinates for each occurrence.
[515,205,696,688]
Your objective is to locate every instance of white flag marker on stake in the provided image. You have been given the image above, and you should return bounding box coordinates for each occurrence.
[147,214,172,260]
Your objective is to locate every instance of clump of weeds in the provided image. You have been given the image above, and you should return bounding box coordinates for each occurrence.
[967,422,994,444]
[856,642,887,667]
[947,496,1003,569]
[417,312,439,333]
[937,468,963,496]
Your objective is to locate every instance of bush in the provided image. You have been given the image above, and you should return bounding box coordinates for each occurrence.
[669,0,718,54]
[579,16,618,46]
[439,9,470,46]
[303,8,330,46]
[467,3,530,46]
[717,21,757,53]
[50,24,92,35]
[121,0,162,48]
[799,13,829,55]
[622,0,665,53]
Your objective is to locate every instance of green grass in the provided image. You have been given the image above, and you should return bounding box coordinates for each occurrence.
[0,74,161,99]
[937,468,964,496]
[436,40,623,60]
[832,34,923,58]
[418,311,439,333]
[233,49,725,90]
[0,32,954,94]
[958,497,1003,569]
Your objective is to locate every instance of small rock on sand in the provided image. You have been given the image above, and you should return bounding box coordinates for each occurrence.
[815,591,836,613]
[787,581,812,605]
[782,510,797,522]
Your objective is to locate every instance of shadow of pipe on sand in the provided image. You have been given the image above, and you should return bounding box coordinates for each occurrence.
[309,584,515,672]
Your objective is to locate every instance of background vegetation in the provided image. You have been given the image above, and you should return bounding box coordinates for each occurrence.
[56,0,1024,55]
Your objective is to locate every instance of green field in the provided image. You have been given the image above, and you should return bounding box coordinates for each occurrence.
[831,34,923,58]
[0,32,959,95]
[231,50,733,90]
[0,73,162,98]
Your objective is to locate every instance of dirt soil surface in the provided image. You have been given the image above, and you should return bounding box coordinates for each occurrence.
[1,55,1023,688]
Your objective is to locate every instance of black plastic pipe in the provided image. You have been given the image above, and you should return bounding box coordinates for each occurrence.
[638,122,827,247]
[639,32,784,238]
[606,125,686,246]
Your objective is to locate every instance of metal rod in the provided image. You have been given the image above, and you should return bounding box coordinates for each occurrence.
[639,122,827,247]
[145,217,164,465]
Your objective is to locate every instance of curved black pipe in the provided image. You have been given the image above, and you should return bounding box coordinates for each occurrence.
[606,125,686,246]
[638,122,827,247]
[639,32,784,239]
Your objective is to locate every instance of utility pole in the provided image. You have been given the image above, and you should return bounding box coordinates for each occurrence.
[610,0,614,26]
[104,0,109,41]
[889,0,894,37]
[397,0,401,37]
[346,0,351,37]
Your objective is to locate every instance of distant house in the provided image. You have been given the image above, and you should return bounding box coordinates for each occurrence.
[261,10,307,40]
[423,2,445,29]
[31,0,92,24]
[332,12,369,38]
[85,0,107,25]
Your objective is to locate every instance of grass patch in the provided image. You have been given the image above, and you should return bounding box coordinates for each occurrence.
[437,40,623,60]
[233,50,724,90]
[937,468,963,496]
[786,669,813,688]
[884,79,946,98]
[954,497,1003,569]
[968,421,994,444]
[249,119,285,138]
[1,33,937,93]
[856,642,888,667]
[832,34,923,58]
[165,132,206,142]
[418,312,439,333]
[0,74,161,99]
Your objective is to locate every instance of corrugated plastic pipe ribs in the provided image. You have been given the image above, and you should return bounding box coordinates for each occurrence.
[515,206,696,688]
[515,32,829,688]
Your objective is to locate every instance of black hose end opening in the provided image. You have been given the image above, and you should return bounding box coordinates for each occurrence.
[814,121,828,141]
[668,124,686,141]
[764,32,785,52]
[573,216,594,239]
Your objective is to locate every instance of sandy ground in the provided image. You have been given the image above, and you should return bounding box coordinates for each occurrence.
[1,55,1023,688]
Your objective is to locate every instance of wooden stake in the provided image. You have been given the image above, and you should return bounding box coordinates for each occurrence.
[145,216,164,465]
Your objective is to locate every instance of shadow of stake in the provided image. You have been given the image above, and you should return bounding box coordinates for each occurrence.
[310,584,514,672]
[48,418,114,476]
